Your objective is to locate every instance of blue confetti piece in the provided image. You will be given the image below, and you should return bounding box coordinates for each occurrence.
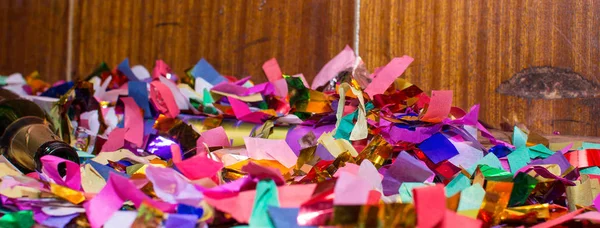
[418,133,459,164]
[191,58,226,85]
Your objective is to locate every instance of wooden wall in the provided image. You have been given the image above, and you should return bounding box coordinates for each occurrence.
[1,0,600,136]
[360,0,600,136]
[0,0,69,81]
[71,0,354,82]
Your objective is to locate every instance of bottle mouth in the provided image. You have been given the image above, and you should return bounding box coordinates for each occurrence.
[35,141,80,176]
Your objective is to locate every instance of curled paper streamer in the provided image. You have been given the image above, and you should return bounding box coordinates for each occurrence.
[150,80,180,118]
[335,83,367,141]
[40,155,81,191]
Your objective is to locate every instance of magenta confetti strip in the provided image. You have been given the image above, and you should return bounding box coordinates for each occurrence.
[0,45,599,228]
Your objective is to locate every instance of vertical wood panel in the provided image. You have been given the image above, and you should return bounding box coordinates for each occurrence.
[0,0,69,83]
[360,0,600,136]
[71,0,355,83]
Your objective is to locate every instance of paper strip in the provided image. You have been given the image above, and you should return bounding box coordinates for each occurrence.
[421,90,453,123]
[262,58,283,83]
[413,184,446,228]
[364,56,414,98]
[121,97,144,147]
[84,173,175,228]
[228,97,271,124]
[117,58,137,82]
[311,45,356,90]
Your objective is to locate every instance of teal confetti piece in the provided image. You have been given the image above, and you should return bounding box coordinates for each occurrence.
[399,182,427,203]
[445,173,471,197]
[580,166,600,175]
[333,111,357,140]
[512,126,528,148]
[77,150,95,164]
[528,144,555,159]
[0,76,6,85]
[581,142,600,150]
[202,88,214,105]
[334,102,373,140]
[249,180,280,228]
[507,147,531,174]
[457,184,485,211]
[365,101,374,112]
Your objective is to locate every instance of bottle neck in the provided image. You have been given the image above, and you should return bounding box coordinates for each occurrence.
[2,117,79,173]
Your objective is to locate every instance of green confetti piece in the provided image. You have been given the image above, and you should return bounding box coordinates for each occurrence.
[189,98,202,110]
[258,101,269,110]
[202,88,214,105]
[85,62,111,81]
[467,153,503,175]
[528,144,555,159]
[508,172,538,206]
[0,210,34,228]
[480,164,513,182]
[286,77,309,109]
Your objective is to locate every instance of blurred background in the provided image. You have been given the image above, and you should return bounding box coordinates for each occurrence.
[1,0,599,136]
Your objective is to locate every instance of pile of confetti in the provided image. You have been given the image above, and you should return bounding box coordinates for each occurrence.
[1,45,600,228]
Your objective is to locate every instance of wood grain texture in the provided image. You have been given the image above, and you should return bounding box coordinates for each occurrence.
[360,0,600,136]
[0,0,69,83]
[71,0,354,83]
